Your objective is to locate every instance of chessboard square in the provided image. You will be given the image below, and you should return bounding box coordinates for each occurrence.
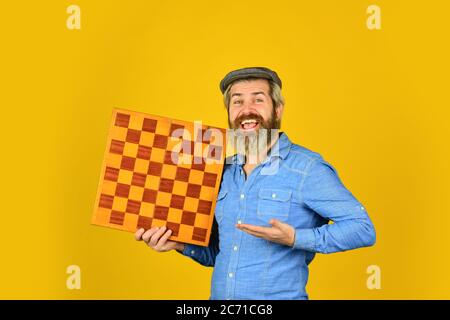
[137,215,153,230]
[142,188,157,203]
[117,169,133,184]
[149,148,165,163]
[105,153,122,169]
[159,178,174,193]
[154,206,169,220]
[127,116,143,131]
[99,194,114,209]
[155,119,170,135]
[204,163,222,174]
[123,142,139,157]
[167,137,182,153]
[126,199,141,214]
[167,208,183,224]
[169,123,185,137]
[110,126,128,141]
[137,145,152,160]
[109,210,125,225]
[115,112,130,128]
[114,183,130,198]
[191,157,206,171]
[192,227,208,241]
[101,180,117,196]
[104,167,120,182]
[110,139,125,155]
[126,129,141,144]
[120,156,136,171]
[153,134,168,149]
[139,131,155,147]
[144,175,160,190]
[123,213,139,230]
[178,224,194,239]
[166,222,180,237]
[202,172,218,187]
[180,140,195,156]
[142,118,157,133]
[175,167,190,182]
[129,185,144,201]
[178,154,193,169]
[93,207,110,225]
[205,145,223,162]
[131,172,146,187]
[186,183,201,198]
[172,180,188,196]
[140,202,155,217]
[183,197,199,212]
[181,211,196,226]
[112,197,128,212]
[147,161,163,176]
[161,164,177,180]
[198,199,213,215]
[194,213,210,228]
[170,194,185,209]
[164,150,179,165]
[188,171,204,185]
[133,158,149,174]
[152,219,167,228]
[156,192,171,207]
[199,186,215,201]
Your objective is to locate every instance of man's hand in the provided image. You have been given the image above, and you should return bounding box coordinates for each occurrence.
[236,219,296,247]
[135,226,185,252]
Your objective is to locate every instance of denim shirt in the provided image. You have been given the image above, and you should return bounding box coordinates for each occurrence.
[180,132,376,300]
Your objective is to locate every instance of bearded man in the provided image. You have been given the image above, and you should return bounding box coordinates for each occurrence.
[135,67,376,300]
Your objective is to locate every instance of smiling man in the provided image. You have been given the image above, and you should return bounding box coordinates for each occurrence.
[135,67,376,300]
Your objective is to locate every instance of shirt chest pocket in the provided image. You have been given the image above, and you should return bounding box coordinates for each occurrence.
[256,188,292,222]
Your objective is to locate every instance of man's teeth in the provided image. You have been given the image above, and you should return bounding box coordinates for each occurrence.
[241,119,257,125]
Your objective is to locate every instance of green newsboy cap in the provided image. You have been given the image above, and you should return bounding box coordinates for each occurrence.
[219,67,282,94]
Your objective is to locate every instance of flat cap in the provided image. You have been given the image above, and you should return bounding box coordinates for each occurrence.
[219,67,282,94]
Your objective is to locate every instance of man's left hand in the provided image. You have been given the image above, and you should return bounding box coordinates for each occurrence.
[236,219,296,247]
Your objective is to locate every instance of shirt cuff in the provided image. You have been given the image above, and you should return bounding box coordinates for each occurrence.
[181,244,198,257]
[292,228,316,251]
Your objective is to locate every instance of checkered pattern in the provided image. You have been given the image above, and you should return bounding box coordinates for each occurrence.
[92,108,225,246]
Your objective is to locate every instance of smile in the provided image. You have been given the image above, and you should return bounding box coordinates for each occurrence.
[240,119,260,131]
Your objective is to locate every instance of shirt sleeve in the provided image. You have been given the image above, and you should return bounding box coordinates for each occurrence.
[177,216,220,267]
[293,157,376,253]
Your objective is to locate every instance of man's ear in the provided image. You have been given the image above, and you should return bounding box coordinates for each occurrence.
[275,103,284,119]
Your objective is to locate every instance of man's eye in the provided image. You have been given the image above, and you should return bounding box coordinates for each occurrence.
[234,100,242,105]
[256,99,263,103]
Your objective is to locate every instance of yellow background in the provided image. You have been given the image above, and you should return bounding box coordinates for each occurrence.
[0,0,449,299]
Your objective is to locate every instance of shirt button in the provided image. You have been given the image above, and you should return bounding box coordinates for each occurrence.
[228,272,233,278]
[360,206,365,211]
[233,246,238,251]
[240,194,245,199]
[272,193,277,199]
[190,250,195,255]
[237,220,242,224]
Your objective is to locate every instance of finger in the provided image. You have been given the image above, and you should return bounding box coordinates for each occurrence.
[142,227,159,243]
[154,229,173,251]
[237,223,272,234]
[149,226,167,247]
[240,228,267,240]
[134,228,146,241]
[269,219,284,229]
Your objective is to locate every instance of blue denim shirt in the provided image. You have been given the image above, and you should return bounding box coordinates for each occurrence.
[181,132,376,300]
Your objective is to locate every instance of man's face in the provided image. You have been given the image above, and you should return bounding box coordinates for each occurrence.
[228,79,283,133]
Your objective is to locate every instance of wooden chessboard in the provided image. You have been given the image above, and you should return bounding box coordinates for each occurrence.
[91,108,226,246]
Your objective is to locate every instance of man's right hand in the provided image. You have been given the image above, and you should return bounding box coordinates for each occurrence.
[135,226,185,253]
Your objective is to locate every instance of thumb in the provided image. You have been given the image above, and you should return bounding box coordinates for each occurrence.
[270,219,284,228]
